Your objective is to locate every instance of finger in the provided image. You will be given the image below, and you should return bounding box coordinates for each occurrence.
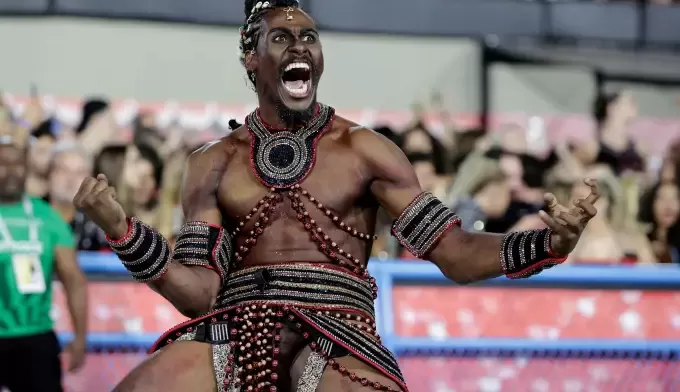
[574,198,597,219]
[538,210,572,238]
[91,179,110,196]
[96,173,108,183]
[83,181,109,205]
[73,177,98,207]
[102,186,117,201]
[583,178,600,205]
[556,211,581,234]
[544,193,559,212]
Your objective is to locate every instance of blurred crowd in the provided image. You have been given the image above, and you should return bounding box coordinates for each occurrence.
[0,90,679,266]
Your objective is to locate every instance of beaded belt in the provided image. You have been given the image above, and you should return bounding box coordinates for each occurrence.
[151,263,406,391]
[214,263,376,317]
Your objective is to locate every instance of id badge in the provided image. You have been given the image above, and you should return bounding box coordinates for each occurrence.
[11,254,46,294]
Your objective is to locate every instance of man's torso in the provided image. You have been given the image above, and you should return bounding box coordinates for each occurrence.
[0,198,57,337]
[214,115,380,270]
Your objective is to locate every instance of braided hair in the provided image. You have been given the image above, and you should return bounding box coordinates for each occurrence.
[239,0,300,88]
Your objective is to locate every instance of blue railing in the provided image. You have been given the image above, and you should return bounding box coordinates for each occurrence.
[62,252,680,357]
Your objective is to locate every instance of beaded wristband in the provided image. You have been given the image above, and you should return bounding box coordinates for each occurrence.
[173,221,234,287]
[500,228,567,279]
[392,192,461,258]
[107,217,171,282]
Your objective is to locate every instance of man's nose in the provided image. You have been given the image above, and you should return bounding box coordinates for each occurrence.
[289,38,307,54]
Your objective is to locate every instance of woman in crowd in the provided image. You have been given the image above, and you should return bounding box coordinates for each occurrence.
[446,154,511,233]
[639,181,680,263]
[567,166,655,263]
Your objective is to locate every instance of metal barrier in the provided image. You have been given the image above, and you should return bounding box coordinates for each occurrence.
[60,253,680,390]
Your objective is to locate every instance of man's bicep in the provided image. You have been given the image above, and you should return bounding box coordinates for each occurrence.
[361,130,424,218]
[180,146,225,224]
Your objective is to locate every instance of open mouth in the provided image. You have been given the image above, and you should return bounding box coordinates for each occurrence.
[281,62,312,99]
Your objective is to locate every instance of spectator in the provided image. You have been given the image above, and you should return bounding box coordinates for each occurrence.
[0,135,87,390]
[568,166,655,263]
[25,118,57,199]
[447,154,510,233]
[639,181,680,263]
[118,144,164,228]
[401,122,451,199]
[49,141,108,251]
[591,91,644,174]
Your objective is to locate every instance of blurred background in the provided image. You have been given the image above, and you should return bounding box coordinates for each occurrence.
[2,0,680,390]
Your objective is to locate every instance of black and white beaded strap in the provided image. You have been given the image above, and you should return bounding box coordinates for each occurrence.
[391,192,461,258]
[500,228,567,279]
[174,221,234,287]
[107,217,171,282]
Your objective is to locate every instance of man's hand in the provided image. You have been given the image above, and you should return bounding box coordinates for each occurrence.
[73,174,128,239]
[538,178,600,257]
[62,337,86,373]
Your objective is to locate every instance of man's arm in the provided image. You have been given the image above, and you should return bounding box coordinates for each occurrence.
[144,144,226,317]
[54,247,88,344]
[354,129,564,284]
[103,142,228,318]
[353,129,503,283]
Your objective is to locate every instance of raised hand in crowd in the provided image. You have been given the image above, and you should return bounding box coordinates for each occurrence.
[73,174,128,240]
[538,178,600,256]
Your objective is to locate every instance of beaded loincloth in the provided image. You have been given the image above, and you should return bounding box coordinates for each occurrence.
[150,263,407,392]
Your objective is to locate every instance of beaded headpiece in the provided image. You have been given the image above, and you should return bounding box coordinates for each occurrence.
[239,0,301,87]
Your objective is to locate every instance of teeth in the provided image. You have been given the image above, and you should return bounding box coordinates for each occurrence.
[284,62,310,72]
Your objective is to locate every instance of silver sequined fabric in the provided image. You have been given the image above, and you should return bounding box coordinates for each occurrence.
[296,351,326,392]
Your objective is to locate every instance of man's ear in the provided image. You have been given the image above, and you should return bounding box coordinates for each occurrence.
[245,50,258,72]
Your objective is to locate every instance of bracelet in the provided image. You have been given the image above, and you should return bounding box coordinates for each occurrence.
[107,217,171,282]
[392,192,461,258]
[173,221,234,287]
[500,228,566,279]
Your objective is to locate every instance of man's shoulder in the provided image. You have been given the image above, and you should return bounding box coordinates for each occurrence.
[186,132,246,168]
[331,115,398,156]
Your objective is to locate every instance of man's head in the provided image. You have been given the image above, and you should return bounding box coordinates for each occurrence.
[0,140,28,202]
[49,141,93,204]
[240,0,324,125]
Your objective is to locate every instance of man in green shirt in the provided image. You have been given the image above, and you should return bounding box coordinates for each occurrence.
[0,136,88,391]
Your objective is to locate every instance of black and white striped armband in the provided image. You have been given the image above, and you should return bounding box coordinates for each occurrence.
[107,217,171,282]
[391,192,461,258]
[173,221,234,286]
[500,228,567,279]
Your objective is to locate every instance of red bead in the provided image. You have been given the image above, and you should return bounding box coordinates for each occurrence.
[360,378,369,386]
[349,373,358,381]
[271,373,278,381]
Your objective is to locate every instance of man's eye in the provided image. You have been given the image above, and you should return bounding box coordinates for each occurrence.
[273,35,287,42]
[302,35,316,43]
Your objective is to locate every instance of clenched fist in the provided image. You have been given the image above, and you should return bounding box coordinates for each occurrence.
[73,174,128,240]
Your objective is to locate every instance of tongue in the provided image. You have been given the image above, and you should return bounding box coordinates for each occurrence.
[285,80,305,89]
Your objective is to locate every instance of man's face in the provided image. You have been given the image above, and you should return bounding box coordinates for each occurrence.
[0,144,27,200]
[255,8,324,116]
[50,151,90,203]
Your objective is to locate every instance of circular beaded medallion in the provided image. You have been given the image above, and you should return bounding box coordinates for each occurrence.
[247,104,334,188]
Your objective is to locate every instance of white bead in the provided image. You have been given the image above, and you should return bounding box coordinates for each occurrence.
[263,1,269,7]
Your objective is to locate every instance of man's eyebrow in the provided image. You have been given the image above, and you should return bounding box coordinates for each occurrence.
[267,27,319,35]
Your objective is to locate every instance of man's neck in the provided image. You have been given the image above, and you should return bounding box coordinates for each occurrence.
[52,200,76,222]
[257,102,287,129]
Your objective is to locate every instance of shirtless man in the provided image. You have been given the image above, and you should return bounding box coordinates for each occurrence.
[73,1,600,391]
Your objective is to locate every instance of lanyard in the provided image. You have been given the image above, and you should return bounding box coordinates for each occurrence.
[0,197,40,250]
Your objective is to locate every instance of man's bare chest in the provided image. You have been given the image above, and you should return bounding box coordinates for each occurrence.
[217,136,372,223]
